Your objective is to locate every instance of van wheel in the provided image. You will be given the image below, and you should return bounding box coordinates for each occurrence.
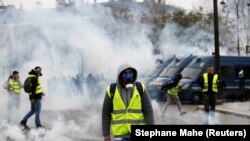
[191,92,202,104]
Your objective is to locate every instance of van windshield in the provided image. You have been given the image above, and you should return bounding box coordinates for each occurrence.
[181,68,202,79]
[148,68,161,77]
[159,67,178,77]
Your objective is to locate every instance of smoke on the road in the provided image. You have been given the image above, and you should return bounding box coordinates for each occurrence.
[0,1,237,140]
[0,3,156,140]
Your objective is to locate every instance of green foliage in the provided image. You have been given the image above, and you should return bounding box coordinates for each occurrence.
[108,4,234,54]
[109,5,217,29]
[172,9,203,27]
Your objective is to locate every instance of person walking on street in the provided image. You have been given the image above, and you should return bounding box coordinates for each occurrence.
[102,64,154,141]
[238,68,245,101]
[20,66,45,129]
[161,74,186,117]
[199,66,219,124]
[4,70,22,122]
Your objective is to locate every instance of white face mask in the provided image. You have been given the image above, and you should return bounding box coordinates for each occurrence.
[125,83,134,89]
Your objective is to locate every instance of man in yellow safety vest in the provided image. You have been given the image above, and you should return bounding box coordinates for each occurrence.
[199,66,219,124]
[4,70,22,122]
[20,66,45,130]
[161,74,187,117]
[102,64,154,141]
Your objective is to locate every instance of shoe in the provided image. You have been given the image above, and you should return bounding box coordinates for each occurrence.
[37,125,46,130]
[180,112,187,116]
[203,121,209,125]
[20,121,29,130]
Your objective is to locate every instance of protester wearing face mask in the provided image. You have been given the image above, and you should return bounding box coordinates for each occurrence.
[20,66,45,130]
[102,64,154,141]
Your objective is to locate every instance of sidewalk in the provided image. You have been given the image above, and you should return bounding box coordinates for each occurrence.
[197,101,250,118]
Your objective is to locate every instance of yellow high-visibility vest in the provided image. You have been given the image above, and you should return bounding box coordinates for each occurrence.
[28,74,43,95]
[167,84,180,96]
[8,79,21,94]
[106,84,145,137]
[202,73,218,93]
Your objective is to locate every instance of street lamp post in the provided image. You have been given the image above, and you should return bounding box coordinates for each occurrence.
[247,1,250,47]
[213,0,220,76]
[235,0,240,56]
[213,0,222,103]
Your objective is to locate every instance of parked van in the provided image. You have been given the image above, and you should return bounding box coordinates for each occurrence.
[179,55,250,104]
[147,55,197,101]
[142,55,176,85]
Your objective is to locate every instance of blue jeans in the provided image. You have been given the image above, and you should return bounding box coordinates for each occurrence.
[21,99,42,127]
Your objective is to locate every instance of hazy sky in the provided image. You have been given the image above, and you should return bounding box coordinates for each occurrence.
[3,0,207,11]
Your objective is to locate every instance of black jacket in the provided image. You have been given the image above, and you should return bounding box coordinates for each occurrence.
[161,78,179,90]
[29,70,42,100]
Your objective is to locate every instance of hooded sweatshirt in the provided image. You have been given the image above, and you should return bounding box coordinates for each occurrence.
[102,64,154,138]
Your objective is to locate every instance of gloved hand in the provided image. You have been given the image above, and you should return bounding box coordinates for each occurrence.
[30,99,35,104]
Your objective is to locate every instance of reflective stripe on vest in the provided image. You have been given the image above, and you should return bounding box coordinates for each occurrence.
[106,84,145,137]
[28,75,43,94]
[167,84,180,96]
[202,73,218,93]
[8,79,21,94]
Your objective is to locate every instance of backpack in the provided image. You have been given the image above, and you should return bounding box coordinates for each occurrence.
[3,80,9,90]
[23,77,32,93]
[109,82,143,100]
[3,76,11,90]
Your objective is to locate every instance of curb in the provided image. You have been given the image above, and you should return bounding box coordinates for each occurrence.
[197,105,250,119]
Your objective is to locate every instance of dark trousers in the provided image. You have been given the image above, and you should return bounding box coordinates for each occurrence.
[203,92,216,114]
[21,99,42,127]
[239,82,245,99]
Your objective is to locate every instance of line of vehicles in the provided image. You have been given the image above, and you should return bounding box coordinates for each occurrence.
[144,55,250,104]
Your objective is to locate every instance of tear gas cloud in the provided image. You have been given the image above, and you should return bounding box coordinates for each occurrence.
[0,1,232,140]
[0,3,156,140]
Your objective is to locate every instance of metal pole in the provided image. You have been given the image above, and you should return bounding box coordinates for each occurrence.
[236,0,240,56]
[247,1,250,46]
[214,0,222,102]
[213,0,220,76]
